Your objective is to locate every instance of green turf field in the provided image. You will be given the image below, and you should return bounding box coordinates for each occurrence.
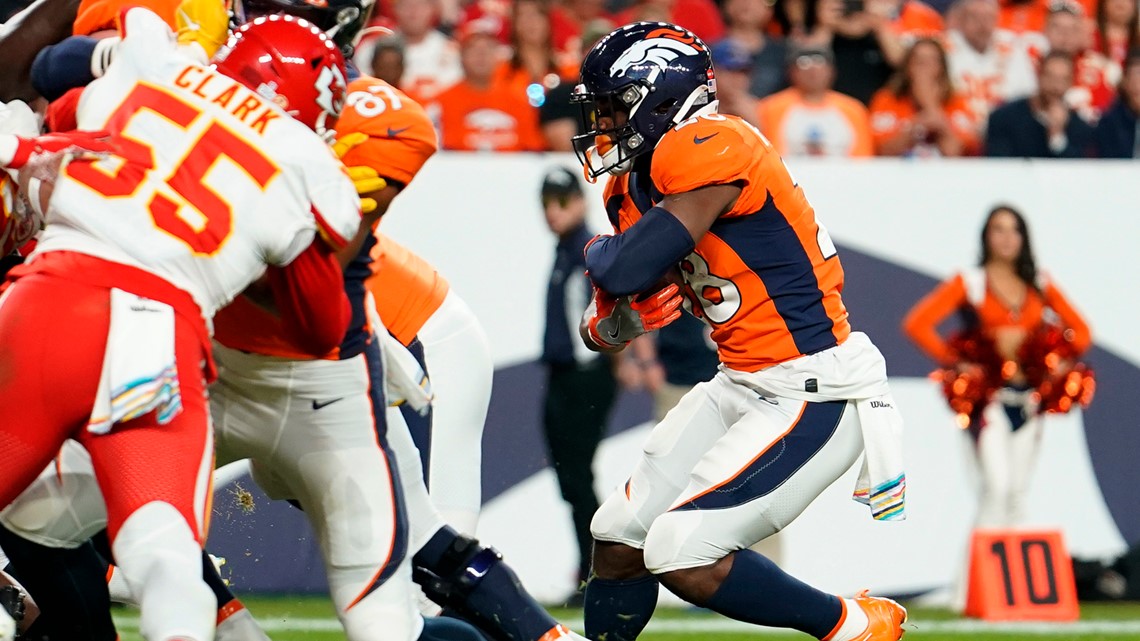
[111,597,1140,641]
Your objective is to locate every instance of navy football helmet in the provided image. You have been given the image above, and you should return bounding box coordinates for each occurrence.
[233,0,375,54]
[572,22,716,178]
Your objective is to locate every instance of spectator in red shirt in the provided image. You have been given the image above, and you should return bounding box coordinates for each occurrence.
[432,17,546,151]
[870,37,980,155]
[1033,2,1120,122]
[615,0,727,43]
[1093,0,1140,65]
[550,0,613,60]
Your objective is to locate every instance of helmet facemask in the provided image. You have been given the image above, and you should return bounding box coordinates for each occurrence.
[571,80,712,179]
[571,82,653,179]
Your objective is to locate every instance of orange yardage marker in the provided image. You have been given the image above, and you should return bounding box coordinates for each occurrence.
[964,529,1079,621]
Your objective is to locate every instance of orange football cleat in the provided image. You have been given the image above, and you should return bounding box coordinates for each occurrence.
[850,589,908,640]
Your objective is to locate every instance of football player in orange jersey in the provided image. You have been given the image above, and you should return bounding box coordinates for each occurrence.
[571,22,909,641]
[216,4,593,641]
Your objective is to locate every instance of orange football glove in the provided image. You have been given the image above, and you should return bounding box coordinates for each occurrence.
[583,283,683,350]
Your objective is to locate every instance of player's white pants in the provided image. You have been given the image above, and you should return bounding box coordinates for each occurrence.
[591,371,865,573]
[0,440,108,549]
[386,291,491,537]
[211,345,422,641]
[0,447,248,552]
[973,391,1044,528]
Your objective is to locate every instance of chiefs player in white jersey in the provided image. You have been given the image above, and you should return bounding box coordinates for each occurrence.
[0,9,360,641]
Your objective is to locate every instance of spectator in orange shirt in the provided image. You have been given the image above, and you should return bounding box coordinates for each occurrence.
[758,46,876,155]
[1093,0,1140,65]
[887,0,946,40]
[718,0,790,98]
[432,17,546,151]
[495,0,575,103]
[711,40,762,125]
[870,38,981,155]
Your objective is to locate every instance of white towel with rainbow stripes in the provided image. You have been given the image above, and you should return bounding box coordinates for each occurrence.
[722,331,906,521]
[87,288,182,434]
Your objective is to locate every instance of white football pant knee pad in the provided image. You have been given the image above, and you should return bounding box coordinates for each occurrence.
[112,501,215,641]
[0,441,107,548]
[641,508,759,574]
[590,489,651,550]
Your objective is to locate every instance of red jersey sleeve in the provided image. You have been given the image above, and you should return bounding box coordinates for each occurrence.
[45,87,85,133]
[266,241,350,356]
[903,273,968,365]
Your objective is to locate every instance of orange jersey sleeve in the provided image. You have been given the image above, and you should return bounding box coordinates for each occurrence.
[337,77,438,186]
[74,0,178,35]
[367,234,450,346]
[650,115,768,216]
[1041,278,1092,354]
[902,273,968,364]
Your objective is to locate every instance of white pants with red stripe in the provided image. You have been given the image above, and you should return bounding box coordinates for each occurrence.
[591,371,866,573]
[211,345,422,641]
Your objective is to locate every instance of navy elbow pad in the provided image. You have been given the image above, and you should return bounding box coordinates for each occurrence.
[585,206,695,296]
[31,37,100,102]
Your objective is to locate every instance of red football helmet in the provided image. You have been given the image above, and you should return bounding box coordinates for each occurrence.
[212,14,348,140]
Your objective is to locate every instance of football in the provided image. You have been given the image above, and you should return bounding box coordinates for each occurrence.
[635,265,686,302]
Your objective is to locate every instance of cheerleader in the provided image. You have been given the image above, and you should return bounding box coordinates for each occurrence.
[904,205,1091,527]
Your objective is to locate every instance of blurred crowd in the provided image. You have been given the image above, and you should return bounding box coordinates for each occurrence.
[348,0,1140,157]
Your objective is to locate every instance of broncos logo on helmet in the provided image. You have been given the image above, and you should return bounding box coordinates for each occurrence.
[572,22,715,179]
[609,29,705,81]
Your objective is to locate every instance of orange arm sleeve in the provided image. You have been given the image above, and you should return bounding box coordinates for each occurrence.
[902,274,968,365]
[1042,280,1092,354]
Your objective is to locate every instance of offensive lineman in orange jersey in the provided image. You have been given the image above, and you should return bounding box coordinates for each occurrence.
[572,22,909,641]
[215,3,593,640]
[330,71,593,641]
